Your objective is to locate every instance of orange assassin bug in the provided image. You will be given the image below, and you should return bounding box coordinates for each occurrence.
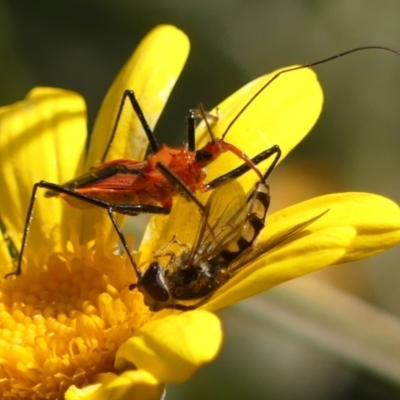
[5,45,400,279]
[6,93,281,278]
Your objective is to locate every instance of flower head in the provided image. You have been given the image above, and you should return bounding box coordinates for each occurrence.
[0,24,399,399]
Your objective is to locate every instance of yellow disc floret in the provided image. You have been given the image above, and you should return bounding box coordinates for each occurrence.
[0,240,148,400]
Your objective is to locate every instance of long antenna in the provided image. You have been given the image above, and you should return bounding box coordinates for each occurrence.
[222,46,400,139]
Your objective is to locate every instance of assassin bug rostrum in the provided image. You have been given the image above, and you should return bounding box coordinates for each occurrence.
[4,45,400,279]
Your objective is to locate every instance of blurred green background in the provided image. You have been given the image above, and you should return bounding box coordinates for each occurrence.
[2,1,400,399]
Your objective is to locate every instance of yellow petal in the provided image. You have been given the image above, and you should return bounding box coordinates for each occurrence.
[266,192,400,263]
[202,192,400,311]
[0,88,86,260]
[82,25,190,246]
[115,310,222,382]
[0,230,12,268]
[196,66,323,194]
[88,24,190,165]
[66,370,164,400]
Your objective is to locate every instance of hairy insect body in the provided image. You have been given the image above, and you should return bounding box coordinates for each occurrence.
[137,181,271,311]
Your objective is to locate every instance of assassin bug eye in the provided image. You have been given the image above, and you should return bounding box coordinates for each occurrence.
[195,149,214,163]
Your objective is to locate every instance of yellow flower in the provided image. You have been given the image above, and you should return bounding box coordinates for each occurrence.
[0,24,399,400]
[0,25,221,400]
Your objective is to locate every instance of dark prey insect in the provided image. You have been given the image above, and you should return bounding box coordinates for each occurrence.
[132,178,328,311]
[5,45,400,279]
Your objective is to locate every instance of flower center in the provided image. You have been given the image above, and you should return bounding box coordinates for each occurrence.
[0,244,149,399]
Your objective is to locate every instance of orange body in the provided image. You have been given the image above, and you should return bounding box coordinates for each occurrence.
[57,144,209,210]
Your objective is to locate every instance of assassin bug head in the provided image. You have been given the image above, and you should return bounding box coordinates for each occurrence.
[194,104,265,182]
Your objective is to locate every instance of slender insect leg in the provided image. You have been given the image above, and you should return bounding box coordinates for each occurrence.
[187,105,219,152]
[101,89,159,163]
[4,182,44,278]
[187,109,196,152]
[155,162,205,212]
[154,235,190,255]
[106,208,143,279]
[194,105,219,128]
[262,145,281,180]
[167,303,197,311]
[194,104,265,182]
[151,235,191,266]
[4,181,171,278]
[204,145,281,190]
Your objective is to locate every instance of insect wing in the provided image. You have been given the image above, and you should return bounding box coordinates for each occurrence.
[229,209,330,274]
[188,180,248,267]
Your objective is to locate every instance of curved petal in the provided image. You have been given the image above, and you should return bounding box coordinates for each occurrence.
[0,88,86,259]
[65,370,164,400]
[83,25,190,246]
[265,192,400,263]
[196,66,323,193]
[115,310,222,382]
[202,192,400,311]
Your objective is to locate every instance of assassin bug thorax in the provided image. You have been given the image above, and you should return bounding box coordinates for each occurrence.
[5,45,400,279]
